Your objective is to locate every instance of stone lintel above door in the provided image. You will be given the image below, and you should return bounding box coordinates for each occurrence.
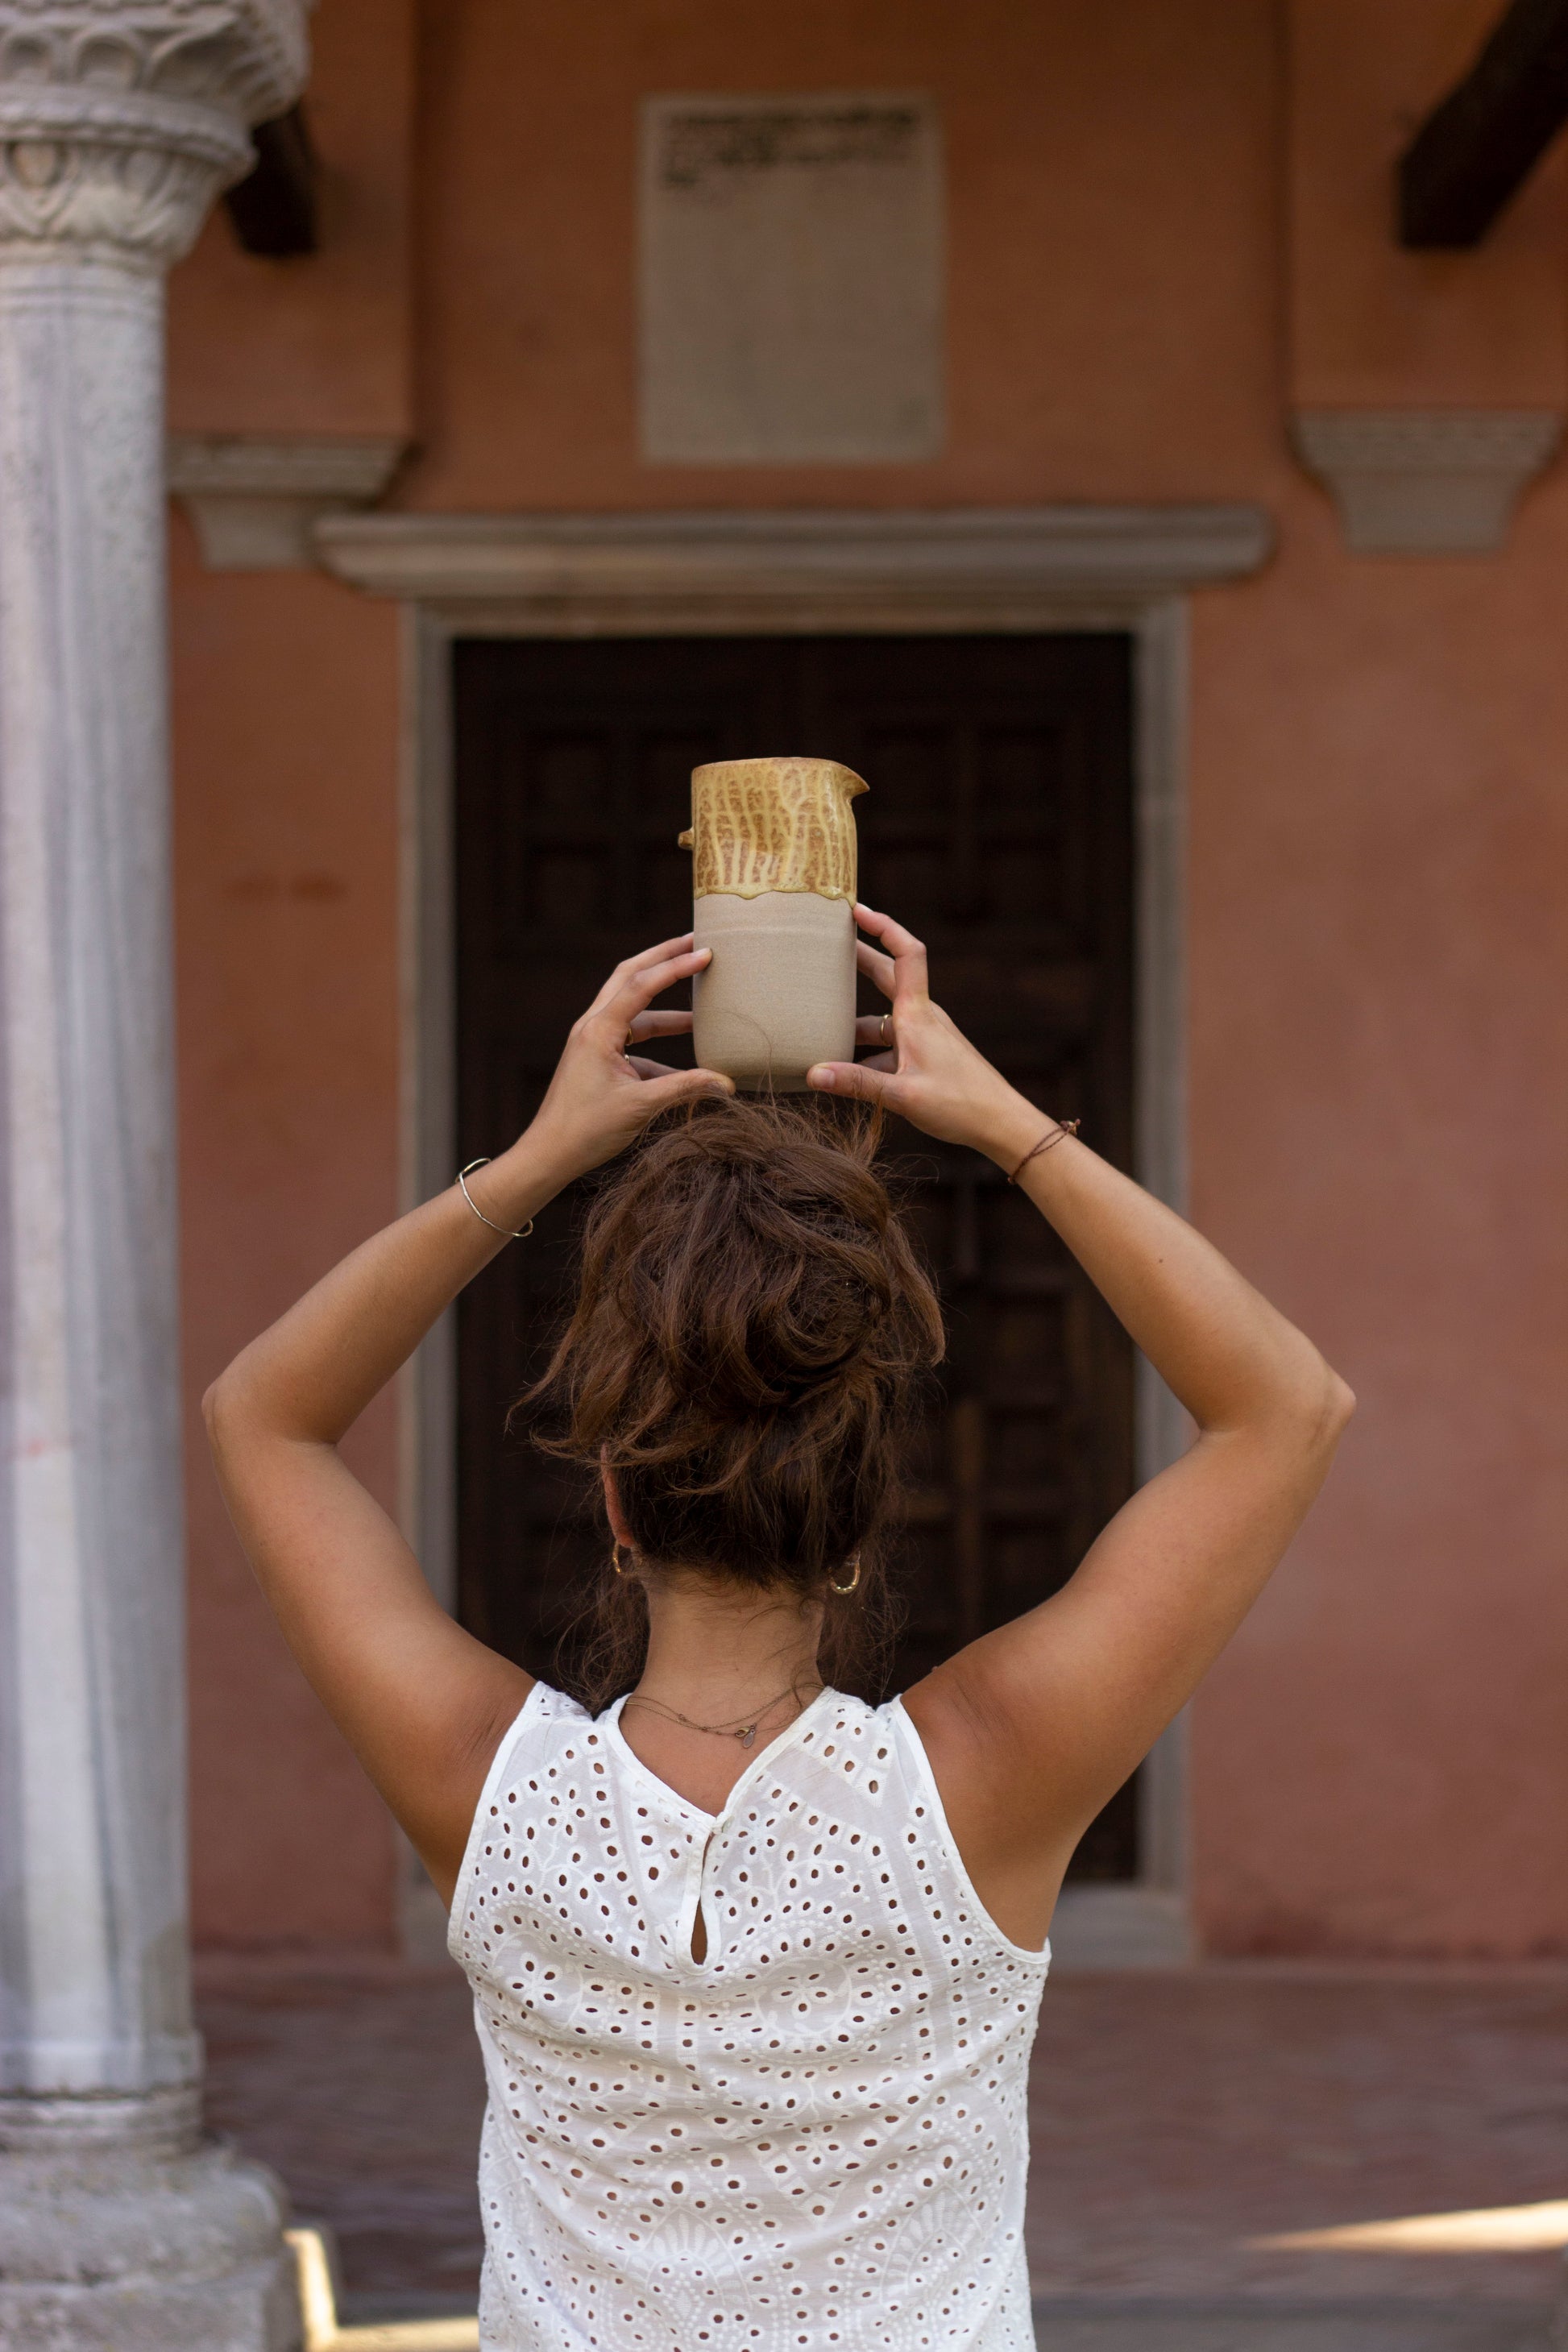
[312,503,1275,629]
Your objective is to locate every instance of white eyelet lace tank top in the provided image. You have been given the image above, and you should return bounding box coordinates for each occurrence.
[449,1681,1051,2352]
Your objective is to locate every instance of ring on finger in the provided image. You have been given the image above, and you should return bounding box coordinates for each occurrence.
[879,1013,893,1048]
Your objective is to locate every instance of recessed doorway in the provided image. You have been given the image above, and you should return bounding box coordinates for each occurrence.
[451,632,1139,1878]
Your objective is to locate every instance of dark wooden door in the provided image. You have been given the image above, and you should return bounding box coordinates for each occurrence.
[452,634,1139,1878]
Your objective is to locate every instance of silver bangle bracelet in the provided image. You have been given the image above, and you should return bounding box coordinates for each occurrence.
[458,1158,533,1242]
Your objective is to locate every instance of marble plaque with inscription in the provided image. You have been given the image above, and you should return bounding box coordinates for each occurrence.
[639,92,944,466]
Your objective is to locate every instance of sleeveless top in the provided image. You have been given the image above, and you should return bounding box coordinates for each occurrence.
[449,1680,1051,2352]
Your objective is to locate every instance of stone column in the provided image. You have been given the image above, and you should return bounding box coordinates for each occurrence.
[0,7,310,2346]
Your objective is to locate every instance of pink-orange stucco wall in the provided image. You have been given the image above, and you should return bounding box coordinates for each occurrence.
[172,545,404,1947]
[1190,479,1568,1957]
[168,0,1568,1956]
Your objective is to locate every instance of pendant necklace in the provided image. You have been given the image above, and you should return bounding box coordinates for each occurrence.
[622,1680,822,1750]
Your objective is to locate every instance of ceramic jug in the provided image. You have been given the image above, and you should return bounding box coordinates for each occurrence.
[681,756,868,1091]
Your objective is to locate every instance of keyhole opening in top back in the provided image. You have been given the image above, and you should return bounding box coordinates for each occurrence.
[691,1830,715,1962]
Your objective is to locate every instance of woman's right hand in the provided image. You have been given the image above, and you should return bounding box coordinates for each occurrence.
[807,904,1056,1169]
[518,934,735,1188]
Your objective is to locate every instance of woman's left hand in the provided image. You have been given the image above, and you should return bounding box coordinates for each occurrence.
[808,905,1039,1165]
[525,934,735,1184]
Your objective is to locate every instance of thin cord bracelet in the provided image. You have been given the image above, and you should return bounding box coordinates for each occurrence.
[458,1157,533,1240]
[1006,1120,1081,1185]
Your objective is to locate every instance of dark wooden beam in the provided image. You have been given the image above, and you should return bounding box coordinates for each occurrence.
[223,102,317,258]
[1398,0,1568,247]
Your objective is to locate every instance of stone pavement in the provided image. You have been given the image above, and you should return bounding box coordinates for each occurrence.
[197,1955,1568,2343]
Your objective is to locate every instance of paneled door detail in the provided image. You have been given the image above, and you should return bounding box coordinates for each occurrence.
[452,634,1138,1877]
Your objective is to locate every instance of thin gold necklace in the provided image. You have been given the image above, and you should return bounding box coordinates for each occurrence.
[621,1679,823,1750]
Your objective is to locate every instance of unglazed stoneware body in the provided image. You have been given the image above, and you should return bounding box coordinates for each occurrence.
[682,757,867,1091]
[693,891,858,1090]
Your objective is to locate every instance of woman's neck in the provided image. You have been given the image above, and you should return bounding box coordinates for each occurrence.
[636,1566,825,1717]
[616,1566,827,1825]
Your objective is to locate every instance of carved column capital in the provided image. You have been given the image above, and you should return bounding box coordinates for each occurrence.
[0,1,310,268]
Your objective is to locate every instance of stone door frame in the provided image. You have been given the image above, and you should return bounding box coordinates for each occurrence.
[313,502,1274,1964]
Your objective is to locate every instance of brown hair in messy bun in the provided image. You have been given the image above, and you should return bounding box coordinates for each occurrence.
[523,1097,945,1709]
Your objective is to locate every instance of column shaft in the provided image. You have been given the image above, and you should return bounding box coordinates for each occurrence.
[0,253,196,2109]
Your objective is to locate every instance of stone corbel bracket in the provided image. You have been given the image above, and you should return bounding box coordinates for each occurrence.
[1292,408,1562,554]
[168,432,406,568]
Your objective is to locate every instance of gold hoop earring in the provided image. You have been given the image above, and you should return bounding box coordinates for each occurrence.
[830,1556,861,1596]
[612,1541,634,1578]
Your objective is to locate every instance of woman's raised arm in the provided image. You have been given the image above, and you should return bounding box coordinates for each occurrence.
[203,936,732,1901]
[808,906,1354,1948]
